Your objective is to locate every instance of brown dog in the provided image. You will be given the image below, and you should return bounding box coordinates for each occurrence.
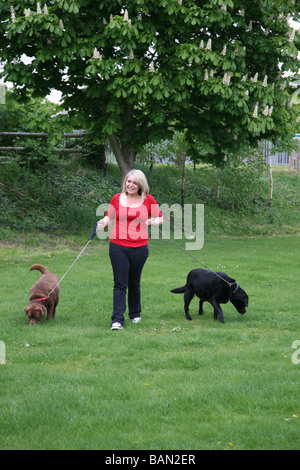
[25,264,60,325]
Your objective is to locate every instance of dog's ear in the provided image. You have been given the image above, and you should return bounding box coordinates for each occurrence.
[40,307,46,317]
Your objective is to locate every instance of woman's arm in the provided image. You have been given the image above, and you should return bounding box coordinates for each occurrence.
[97,194,118,229]
[146,194,163,227]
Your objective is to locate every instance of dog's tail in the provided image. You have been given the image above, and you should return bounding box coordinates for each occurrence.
[170,285,186,294]
[29,264,49,274]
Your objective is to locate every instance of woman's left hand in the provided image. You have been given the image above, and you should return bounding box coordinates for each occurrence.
[146,218,156,226]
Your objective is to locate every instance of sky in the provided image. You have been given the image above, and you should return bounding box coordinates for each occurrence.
[47,89,62,103]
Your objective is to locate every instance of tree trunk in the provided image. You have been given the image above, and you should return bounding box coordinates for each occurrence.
[108,103,136,184]
[108,133,135,185]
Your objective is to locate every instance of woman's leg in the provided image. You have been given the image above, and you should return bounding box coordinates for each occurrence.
[109,243,129,326]
[127,245,149,320]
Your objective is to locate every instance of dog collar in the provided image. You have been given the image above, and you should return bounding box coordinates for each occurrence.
[230,283,239,295]
[33,297,48,301]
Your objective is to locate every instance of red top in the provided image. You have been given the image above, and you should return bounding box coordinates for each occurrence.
[106,193,162,248]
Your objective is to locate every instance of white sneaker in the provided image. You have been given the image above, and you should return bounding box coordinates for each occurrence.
[131,317,141,323]
[111,322,124,330]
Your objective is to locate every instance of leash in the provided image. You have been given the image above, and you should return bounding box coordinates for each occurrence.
[40,222,98,301]
[152,216,235,289]
[37,216,235,303]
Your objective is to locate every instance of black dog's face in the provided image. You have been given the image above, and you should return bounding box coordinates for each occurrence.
[230,288,249,314]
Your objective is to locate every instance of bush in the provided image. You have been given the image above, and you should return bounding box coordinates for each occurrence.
[81,141,106,170]
[0,160,119,235]
[1,156,300,239]
[16,140,54,172]
[140,162,300,236]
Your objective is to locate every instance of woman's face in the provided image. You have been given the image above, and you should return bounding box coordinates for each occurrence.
[126,174,140,195]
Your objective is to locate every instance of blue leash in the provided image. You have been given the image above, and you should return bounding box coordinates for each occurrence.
[90,222,98,240]
[46,222,98,298]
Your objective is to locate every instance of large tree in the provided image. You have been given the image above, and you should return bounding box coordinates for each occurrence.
[0,0,299,179]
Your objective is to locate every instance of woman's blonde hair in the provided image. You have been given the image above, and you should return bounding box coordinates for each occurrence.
[122,169,149,197]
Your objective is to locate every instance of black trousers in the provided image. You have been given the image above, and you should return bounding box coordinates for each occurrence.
[109,242,149,326]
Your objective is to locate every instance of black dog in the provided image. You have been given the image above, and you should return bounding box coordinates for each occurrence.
[171,268,248,323]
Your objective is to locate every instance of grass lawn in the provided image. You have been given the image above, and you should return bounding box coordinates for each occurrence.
[0,233,299,450]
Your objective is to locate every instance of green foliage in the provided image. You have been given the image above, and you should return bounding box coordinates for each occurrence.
[141,162,300,236]
[1,155,300,239]
[80,141,106,170]
[0,89,60,133]
[0,91,27,136]
[0,89,99,171]
[0,160,120,234]
[15,139,54,171]
[0,0,299,174]
[140,133,187,165]
[0,90,68,170]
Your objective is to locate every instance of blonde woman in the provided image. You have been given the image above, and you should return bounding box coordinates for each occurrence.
[98,170,163,330]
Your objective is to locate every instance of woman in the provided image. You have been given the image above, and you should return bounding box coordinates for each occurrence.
[97,169,163,330]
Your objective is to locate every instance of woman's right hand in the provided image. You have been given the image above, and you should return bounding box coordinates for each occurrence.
[97,218,107,230]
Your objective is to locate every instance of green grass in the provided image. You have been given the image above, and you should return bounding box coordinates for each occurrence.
[0,234,299,450]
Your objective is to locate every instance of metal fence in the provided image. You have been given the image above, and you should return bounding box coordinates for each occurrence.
[261,140,290,165]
